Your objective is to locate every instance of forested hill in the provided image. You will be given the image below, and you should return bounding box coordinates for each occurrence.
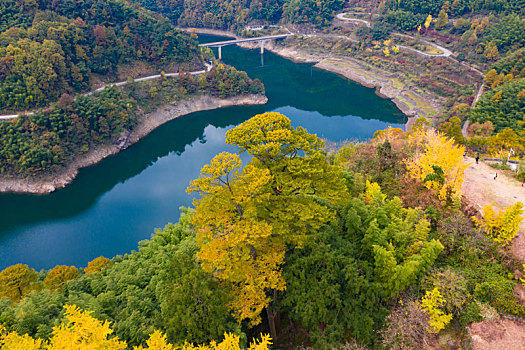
[132,0,346,31]
[0,0,199,112]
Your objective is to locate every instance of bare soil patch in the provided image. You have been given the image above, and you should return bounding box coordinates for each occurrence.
[461,157,525,261]
[469,318,525,350]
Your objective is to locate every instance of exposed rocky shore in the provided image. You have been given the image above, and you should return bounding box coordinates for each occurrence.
[260,41,441,129]
[0,94,268,194]
[184,27,442,129]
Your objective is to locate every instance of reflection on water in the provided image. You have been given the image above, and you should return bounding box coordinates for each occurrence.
[0,35,405,270]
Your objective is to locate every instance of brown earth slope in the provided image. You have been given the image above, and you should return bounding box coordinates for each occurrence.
[462,157,525,350]
[461,157,525,260]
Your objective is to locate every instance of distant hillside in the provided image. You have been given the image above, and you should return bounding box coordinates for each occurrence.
[0,0,200,111]
[132,0,345,30]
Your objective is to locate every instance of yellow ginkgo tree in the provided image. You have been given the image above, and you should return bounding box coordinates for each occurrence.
[47,305,127,350]
[0,305,271,350]
[406,130,469,202]
[188,112,348,337]
[421,288,453,333]
[473,202,524,245]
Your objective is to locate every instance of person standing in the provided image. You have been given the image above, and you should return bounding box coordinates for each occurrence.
[475,153,479,164]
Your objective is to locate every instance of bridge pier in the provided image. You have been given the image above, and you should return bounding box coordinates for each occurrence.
[218,46,222,60]
[260,40,265,55]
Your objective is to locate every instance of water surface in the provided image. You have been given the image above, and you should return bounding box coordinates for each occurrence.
[0,35,405,270]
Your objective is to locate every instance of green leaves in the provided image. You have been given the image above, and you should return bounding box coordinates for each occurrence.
[343,182,443,298]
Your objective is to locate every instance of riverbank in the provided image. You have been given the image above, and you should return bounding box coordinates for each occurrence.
[188,28,440,129]
[262,41,440,128]
[0,94,267,194]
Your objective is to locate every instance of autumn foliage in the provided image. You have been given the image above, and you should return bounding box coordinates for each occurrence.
[406,130,469,202]
[83,256,112,274]
[189,112,348,325]
[0,305,271,350]
[473,202,525,244]
[0,264,37,302]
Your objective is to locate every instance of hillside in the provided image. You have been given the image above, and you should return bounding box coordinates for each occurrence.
[132,0,345,31]
[1,0,525,349]
[0,0,267,183]
[0,0,199,112]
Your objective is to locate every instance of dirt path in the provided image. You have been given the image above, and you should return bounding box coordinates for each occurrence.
[461,157,525,260]
[0,64,212,120]
[335,13,452,57]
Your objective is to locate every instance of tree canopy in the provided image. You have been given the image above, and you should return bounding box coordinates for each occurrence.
[188,112,348,326]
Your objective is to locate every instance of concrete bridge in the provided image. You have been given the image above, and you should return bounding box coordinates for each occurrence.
[199,34,293,59]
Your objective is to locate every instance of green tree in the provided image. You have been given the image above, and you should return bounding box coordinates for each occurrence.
[438,117,464,144]
[435,9,448,29]
[160,235,242,345]
[282,225,383,346]
[342,182,443,298]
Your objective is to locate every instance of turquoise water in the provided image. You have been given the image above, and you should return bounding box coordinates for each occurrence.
[0,35,405,270]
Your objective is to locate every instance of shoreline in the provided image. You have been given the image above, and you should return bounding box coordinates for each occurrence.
[257,41,440,129]
[0,94,268,195]
[186,27,441,129]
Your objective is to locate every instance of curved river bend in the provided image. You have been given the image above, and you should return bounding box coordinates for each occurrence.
[0,35,405,270]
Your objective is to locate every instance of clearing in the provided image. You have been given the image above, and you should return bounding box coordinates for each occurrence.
[462,157,525,350]
[461,157,525,260]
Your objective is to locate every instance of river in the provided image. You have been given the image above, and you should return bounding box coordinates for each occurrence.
[0,35,405,270]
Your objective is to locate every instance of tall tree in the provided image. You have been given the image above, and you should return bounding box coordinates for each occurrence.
[188,112,348,334]
[406,130,469,202]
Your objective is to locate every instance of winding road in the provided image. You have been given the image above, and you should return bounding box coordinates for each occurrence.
[336,13,453,58]
[0,64,212,120]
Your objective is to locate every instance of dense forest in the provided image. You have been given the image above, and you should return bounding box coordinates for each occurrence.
[0,0,199,111]
[2,0,525,348]
[0,63,264,176]
[132,0,345,30]
[0,0,266,177]
[1,114,524,349]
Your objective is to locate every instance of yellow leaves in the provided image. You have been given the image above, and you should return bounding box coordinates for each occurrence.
[225,112,324,160]
[0,306,271,350]
[420,288,452,333]
[417,24,422,32]
[383,47,390,57]
[188,152,243,196]
[363,181,385,204]
[43,265,80,291]
[190,113,348,326]
[248,334,272,350]
[373,127,405,142]
[491,90,503,103]
[190,155,281,325]
[84,256,112,274]
[47,304,126,350]
[134,330,173,350]
[0,326,42,350]
[424,15,432,29]
[406,130,469,202]
[179,333,271,350]
[0,264,38,302]
[472,202,524,245]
